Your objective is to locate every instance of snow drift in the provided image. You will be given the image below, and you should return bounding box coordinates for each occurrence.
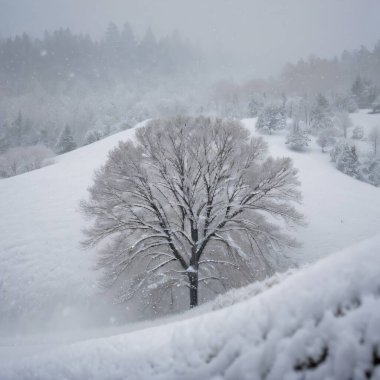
[1,233,379,379]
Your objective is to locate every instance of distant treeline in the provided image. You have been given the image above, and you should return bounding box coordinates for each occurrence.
[0,25,379,157]
[280,42,380,101]
[0,23,201,95]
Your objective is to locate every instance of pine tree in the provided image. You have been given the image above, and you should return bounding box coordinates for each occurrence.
[285,121,310,151]
[55,125,77,154]
[361,158,380,187]
[335,143,360,178]
[351,75,378,108]
[310,94,332,133]
[256,103,285,135]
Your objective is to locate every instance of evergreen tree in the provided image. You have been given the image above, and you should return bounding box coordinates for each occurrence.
[352,126,364,140]
[120,22,136,66]
[55,125,77,154]
[248,96,263,117]
[334,142,360,178]
[361,158,380,187]
[285,121,310,151]
[256,102,286,135]
[310,94,332,133]
[138,27,158,66]
[351,75,378,108]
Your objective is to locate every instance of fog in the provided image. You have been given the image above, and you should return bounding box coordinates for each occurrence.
[1,3,380,376]
[1,0,379,77]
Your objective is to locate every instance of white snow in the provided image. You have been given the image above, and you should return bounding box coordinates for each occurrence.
[0,112,380,378]
[0,121,147,332]
[241,114,380,264]
[0,233,379,379]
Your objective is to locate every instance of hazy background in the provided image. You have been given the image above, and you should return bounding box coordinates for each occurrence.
[1,0,380,335]
[1,0,379,77]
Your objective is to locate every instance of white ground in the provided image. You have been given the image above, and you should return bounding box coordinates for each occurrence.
[0,111,379,379]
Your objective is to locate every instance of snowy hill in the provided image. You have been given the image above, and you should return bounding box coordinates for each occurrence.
[0,121,148,331]
[0,112,380,378]
[1,232,379,379]
[1,114,380,326]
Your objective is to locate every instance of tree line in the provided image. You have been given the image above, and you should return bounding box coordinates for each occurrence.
[0,22,200,96]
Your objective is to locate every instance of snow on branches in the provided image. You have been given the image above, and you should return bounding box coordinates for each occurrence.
[81,116,304,311]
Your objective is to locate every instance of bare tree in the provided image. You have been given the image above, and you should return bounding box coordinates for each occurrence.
[81,116,303,310]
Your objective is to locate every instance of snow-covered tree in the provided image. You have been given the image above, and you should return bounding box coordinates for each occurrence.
[247,95,264,117]
[285,121,311,151]
[82,116,303,311]
[55,125,77,154]
[361,157,380,187]
[256,102,286,135]
[317,129,336,153]
[352,126,364,140]
[331,142,361,178]
[351,75,378,109]
[310,94,333,133]
[330,140,344,163]
[371,99,380,114]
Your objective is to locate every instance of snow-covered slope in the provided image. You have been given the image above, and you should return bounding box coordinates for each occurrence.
[1,112,380,378]
[0,122,147,331]
[243,114,380,264]
[1,114,380,334]
[1,233,379,380]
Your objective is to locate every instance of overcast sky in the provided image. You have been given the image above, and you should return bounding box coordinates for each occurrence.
[1,0,379,77]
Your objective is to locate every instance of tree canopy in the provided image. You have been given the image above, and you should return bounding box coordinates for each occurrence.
[82,116,304,311]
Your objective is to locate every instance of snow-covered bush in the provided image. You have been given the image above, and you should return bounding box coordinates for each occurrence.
[352,126,364,140]
[209,269,296,311]
[0,145,55,178]
[256,102,286,135]
[361,157,380,187]
[330,140,345,163]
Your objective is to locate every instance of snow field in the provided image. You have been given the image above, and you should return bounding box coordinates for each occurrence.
[1,233,379,379]
[0,112,380,379]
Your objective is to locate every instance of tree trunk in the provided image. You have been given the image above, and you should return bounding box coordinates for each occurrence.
[188,271,198,308]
